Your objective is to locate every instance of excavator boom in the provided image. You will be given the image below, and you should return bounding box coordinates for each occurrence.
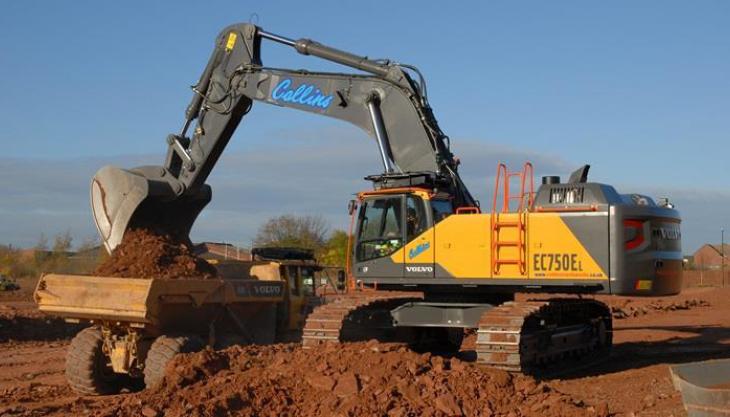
[92,23,474,252]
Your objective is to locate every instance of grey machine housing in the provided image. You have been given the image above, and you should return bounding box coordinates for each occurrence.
[534,165,683,296]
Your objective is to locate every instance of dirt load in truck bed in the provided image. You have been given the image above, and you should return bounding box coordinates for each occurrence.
[94,228,217,279]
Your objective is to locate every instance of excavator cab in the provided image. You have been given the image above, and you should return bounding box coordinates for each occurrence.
[353,188,454,280]
[282,264,321,330]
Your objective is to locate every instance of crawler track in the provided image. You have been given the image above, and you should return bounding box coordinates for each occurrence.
[302,292,421,348]
[476,299,612,375]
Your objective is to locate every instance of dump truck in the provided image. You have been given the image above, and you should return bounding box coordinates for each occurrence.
[34,247,335,394]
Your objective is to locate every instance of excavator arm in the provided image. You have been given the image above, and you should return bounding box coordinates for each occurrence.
[91,23,475,252]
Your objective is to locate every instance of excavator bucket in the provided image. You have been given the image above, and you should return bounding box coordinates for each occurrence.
[91,165,211,253]
[671,359,730,416]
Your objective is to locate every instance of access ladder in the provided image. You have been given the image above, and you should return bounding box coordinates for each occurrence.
[490,162,535,275]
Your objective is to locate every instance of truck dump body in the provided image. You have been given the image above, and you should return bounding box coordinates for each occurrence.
[35,274,284,334]
[34,255,329,394]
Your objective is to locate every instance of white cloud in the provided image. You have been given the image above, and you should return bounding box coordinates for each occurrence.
[0,131,717,253]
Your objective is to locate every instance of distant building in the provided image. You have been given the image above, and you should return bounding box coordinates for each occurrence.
[193,242,251,261]
[693,244,729,270]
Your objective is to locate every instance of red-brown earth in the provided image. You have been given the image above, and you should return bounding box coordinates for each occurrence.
[1,272,728,416]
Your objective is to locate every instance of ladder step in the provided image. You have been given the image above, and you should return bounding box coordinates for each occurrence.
[494,221,519,227]
[495,259,520,265]
[495,241,520,247]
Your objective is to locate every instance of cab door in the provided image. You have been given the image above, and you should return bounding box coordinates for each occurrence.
[299,265,323,315]
[285,265,305,330]
[354,195,405,279]
[403,194,435,279]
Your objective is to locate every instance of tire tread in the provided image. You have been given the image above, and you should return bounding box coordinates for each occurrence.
[65,327,118,395]
[143,335,203,388]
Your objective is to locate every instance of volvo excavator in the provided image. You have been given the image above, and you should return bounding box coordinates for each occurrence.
[90,23,683,373]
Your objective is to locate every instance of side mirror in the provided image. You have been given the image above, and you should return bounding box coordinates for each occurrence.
[348,200,358,216]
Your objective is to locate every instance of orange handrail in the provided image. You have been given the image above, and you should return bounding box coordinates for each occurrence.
[490,162,535,275]
[492,163,508,213]
[456,206,481,214]
[345,200,358,292]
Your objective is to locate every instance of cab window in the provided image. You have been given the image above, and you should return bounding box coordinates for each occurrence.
[406,195,428,242]
[356,196,404,262]
[300,266,315,296]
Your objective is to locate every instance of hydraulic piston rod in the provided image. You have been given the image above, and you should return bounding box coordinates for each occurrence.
[367,96,398,174]
[259,29,390,77]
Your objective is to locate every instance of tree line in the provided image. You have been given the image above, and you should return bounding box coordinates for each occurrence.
[0,214,350,278]
[0,232,106,278]
[253,214,349,267]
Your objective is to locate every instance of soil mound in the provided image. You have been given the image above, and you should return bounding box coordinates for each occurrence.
[94,228,217,279]
[102,342,607,417]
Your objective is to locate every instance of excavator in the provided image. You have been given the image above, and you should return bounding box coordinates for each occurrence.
[90,23,683,373]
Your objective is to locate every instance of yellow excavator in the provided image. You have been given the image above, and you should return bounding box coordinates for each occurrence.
[87,23,681,374]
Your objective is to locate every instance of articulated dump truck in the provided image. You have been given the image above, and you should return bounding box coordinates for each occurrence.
[34,248,336,394]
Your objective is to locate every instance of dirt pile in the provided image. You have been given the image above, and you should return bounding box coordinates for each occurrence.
[94,228,217,279]
[100,341,607,417]
[611,298,710,319]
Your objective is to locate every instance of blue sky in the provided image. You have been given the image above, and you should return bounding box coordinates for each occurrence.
[1,1,728,252]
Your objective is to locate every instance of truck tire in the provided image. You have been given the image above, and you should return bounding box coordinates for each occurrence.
[65,327,120,395]
[144,335,204,388]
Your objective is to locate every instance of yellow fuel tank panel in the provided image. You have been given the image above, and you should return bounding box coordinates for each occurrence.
[388,212,607,281]
[526,213,607,280]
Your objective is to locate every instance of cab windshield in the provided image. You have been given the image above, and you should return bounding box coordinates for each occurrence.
[356,196,403,262]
